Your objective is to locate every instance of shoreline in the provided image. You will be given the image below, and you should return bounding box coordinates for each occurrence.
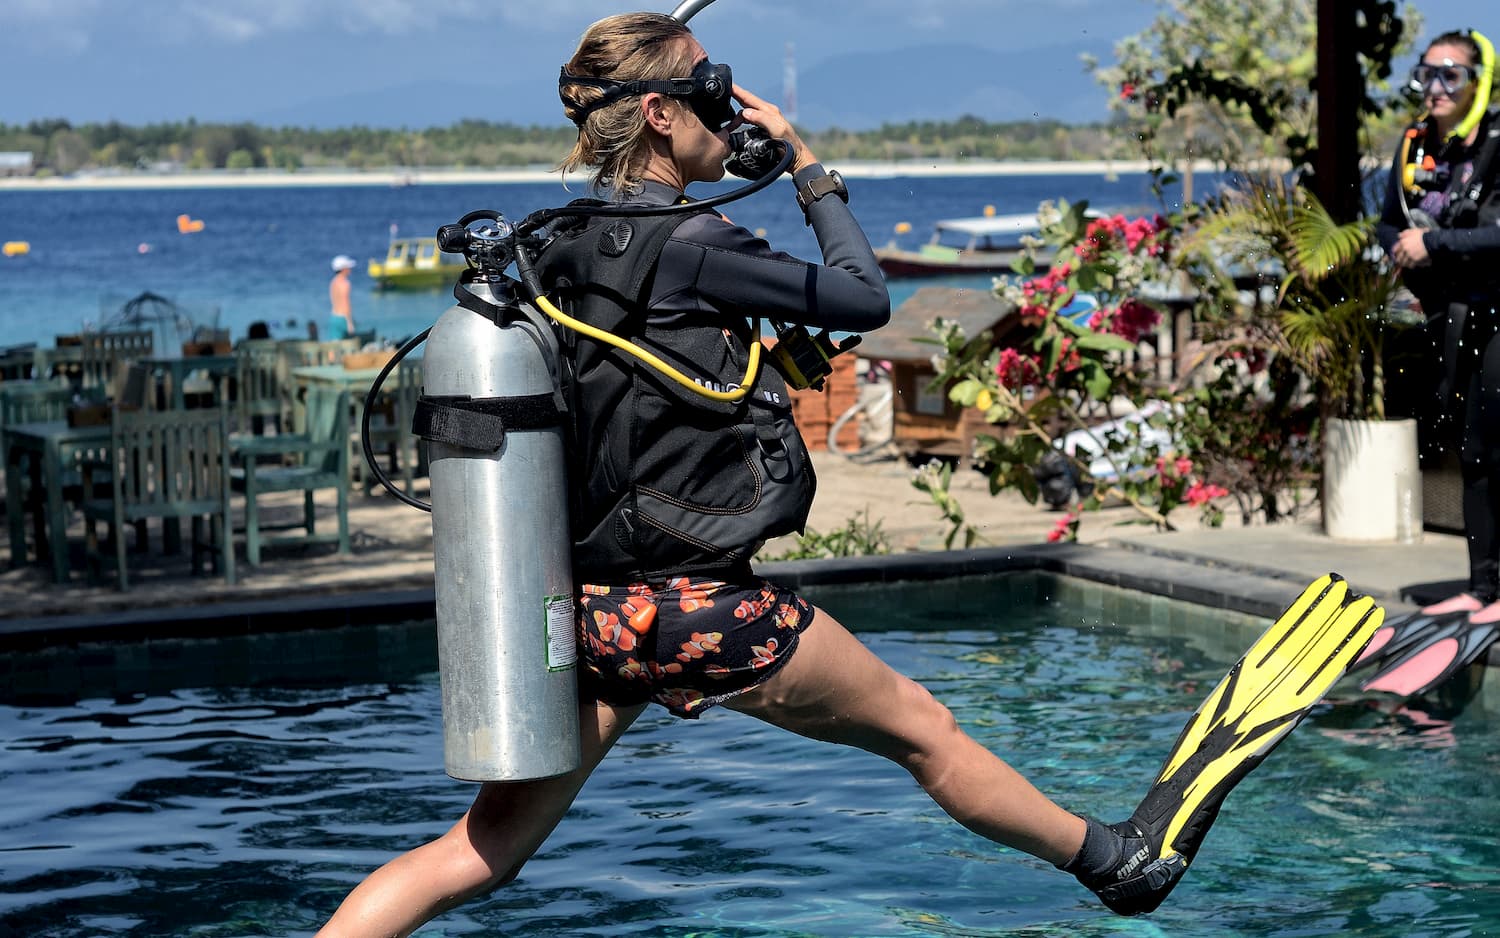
[0,159,1223,192]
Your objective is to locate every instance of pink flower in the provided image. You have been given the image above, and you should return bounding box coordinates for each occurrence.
[1185,481,1229,507]
[1174,456,1193,477]
[996,347,1041,389]
[1111,299,1161,344]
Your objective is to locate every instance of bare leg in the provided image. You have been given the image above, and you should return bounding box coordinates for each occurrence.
[726,606,1085,865]
[316,698,646,938]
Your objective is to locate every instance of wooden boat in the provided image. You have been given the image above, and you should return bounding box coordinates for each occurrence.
[875,214,1055,279]
[368,237,468,290]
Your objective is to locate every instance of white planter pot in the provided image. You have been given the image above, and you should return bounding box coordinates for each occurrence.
[1323,417,1422,543]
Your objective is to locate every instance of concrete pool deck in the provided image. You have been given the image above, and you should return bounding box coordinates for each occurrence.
[0,454,1475,650]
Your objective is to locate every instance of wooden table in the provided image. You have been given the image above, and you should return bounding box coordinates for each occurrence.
[140,355,238,410]
[4,420,111,583]
[289,364,385,431]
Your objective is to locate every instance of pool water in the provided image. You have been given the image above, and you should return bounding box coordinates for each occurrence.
[2,573,1498,937]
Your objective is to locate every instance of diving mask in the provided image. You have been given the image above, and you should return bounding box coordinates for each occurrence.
[561,60,737,132]
[1409,61,1479,96]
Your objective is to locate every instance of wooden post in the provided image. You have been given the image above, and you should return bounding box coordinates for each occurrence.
[1315,0,1364,222]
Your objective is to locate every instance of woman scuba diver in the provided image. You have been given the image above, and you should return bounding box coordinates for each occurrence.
[315,13,1380,935]
[1376,29,1500,624]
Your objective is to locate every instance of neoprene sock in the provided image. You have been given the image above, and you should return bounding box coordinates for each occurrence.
[1057,814,1128,878]
[1058,814,1181,915]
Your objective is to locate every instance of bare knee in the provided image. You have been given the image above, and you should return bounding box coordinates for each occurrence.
[873,676,965,771]
[431,824,528,910]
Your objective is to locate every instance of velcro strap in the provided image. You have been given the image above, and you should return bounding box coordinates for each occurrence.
[413,393,561,452]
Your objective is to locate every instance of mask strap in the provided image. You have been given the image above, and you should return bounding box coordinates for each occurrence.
[561,68,697,124]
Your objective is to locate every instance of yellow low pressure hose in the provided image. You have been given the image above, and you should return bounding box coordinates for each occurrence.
[533,293,760,403]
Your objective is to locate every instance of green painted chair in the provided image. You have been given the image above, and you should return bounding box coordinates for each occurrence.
[79,330,153,398]
[231,386,351,565]
[2,381,96,567]
[80,405,235,590]
[233,339,290,436]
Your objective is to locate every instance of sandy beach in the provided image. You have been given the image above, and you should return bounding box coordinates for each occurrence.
[0,158,1227,191]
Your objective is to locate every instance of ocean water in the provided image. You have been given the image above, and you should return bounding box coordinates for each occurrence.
[0,171,1199,353]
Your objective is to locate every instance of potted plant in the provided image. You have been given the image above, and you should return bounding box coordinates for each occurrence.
[1183,176,1419,541]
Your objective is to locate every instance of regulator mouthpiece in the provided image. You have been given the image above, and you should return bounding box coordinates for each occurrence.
[725,126,785,179]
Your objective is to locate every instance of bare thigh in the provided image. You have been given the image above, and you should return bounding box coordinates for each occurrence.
[724,604,947,759]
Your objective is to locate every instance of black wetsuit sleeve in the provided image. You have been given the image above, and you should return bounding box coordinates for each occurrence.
[651,163,891,332]
[1422,222,1500,256]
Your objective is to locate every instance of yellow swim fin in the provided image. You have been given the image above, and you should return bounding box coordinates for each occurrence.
[1076,573,1383,914]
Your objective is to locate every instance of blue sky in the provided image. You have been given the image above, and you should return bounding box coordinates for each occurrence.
[0,0,1481,130]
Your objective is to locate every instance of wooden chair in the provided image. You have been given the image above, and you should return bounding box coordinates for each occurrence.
[79,330,153,397]
[361,356,425,496]
[80,405,235,590]
[231,386,351,565]
[2,382,78,566]
[234,339,289,435]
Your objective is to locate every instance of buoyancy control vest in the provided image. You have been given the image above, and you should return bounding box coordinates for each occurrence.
[533,201,816,580]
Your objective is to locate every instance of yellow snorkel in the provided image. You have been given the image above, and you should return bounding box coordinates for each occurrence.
[1451,28,1495,141]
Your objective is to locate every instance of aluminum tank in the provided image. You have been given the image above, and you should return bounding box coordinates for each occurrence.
[423,282,580,781]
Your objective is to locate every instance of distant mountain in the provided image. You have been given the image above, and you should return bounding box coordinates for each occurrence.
[241,40,1115,131]
[792,40,1114,130]
[247,78,546,129]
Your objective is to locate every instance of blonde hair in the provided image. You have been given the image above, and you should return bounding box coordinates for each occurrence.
[557,12,698,192]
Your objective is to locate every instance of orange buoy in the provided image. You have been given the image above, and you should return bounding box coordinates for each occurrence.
[176,214,205,234]
[2,241,29,257]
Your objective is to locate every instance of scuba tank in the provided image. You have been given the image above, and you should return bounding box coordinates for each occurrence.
[411,214,579,782]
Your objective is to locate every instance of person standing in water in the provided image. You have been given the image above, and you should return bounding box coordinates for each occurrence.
[328,254,358,340]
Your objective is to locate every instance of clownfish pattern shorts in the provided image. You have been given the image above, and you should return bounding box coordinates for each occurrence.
[576,576,814,718]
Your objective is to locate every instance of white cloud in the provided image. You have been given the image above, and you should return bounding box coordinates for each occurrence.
[0,0,106,53]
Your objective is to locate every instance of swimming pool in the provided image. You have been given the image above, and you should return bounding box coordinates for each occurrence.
[2,572,1497,936]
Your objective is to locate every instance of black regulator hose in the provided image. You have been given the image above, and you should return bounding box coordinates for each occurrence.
[360,326,433,511]
[359,137,794,508]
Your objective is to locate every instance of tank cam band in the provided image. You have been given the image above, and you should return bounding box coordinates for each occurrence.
[413,394,562,453]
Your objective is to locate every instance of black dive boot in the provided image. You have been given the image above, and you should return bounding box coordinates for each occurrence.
[1059,815,1188,916]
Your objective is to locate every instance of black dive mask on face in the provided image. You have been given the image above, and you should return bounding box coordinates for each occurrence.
[561,60,736,131]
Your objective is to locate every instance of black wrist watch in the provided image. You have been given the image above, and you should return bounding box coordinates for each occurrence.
[796,170,848,222]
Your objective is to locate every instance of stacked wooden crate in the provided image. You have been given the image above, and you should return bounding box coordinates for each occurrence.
[787,352,860,452]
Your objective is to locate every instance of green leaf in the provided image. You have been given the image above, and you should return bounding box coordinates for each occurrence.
[1084,363,1114,400]
[949,379,985,407]
[1072,331,1138,352]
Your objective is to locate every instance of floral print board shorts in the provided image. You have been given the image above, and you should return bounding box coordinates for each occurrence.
[576,576,814,719]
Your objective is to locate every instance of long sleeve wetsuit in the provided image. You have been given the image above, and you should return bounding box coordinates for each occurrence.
[636,165,890,333]
[1376,114,1500,600]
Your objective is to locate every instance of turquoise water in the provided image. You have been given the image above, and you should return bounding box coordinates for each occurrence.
[2,573,1497,937]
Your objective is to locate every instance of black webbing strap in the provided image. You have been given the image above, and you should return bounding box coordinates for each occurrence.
[413,393,561,453]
